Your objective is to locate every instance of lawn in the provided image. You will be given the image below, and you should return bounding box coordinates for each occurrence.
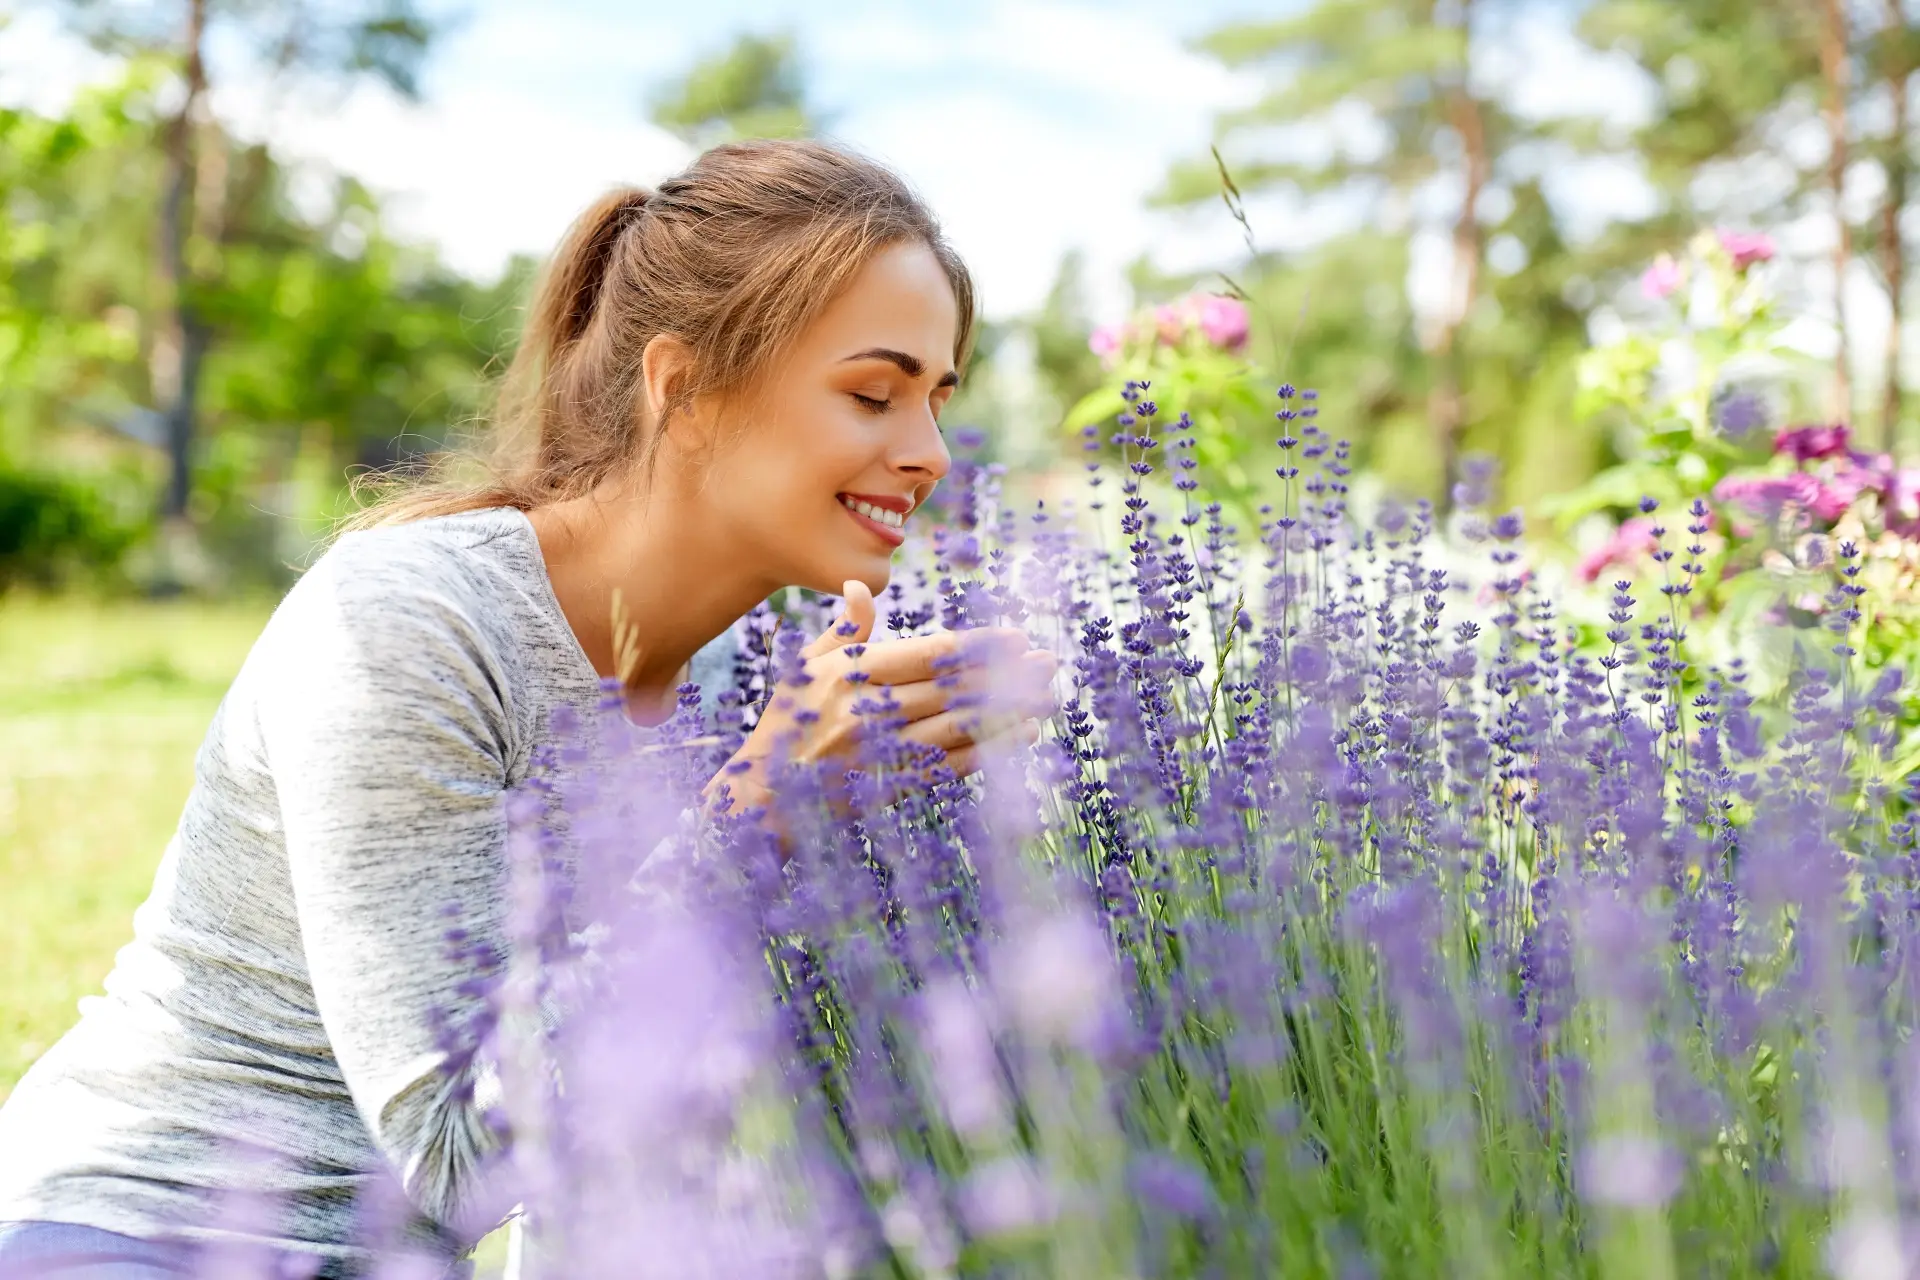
[0,594,274,1099]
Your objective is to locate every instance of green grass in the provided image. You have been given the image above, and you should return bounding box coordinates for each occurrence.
[0,593,274,1100]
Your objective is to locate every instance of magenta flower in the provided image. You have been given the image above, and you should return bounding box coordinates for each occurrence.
[1575,517,1660,584]
[1196,294,1250,349]
[1887,468,1920,538]
[1640,253,1682,301]
[1716,228,1775,270]
[1773,422,1851,463]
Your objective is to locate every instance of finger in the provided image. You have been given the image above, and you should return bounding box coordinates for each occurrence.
[859,627,1037,686]
[801,579,877,659]
[901,704,1047,753]
[854,656,1058,725]
[849,678,950,725]
[933,719,1042,781]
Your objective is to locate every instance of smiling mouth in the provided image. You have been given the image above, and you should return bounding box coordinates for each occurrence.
[837,494,907,528]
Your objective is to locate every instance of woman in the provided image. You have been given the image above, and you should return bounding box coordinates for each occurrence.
[0,138,1057,1278]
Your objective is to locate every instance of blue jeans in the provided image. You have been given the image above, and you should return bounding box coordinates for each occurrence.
[0,1221,192,1278]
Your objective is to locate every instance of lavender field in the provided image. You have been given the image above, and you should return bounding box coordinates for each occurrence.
[371,380,1920,1279]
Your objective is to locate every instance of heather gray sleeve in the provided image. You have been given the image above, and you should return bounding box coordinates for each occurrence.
[253,554,516,1231]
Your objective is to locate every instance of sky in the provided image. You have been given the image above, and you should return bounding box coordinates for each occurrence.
[0,0,1684,328]
[3,0,1288,321]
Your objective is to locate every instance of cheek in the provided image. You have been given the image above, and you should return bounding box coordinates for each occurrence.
[720,438,845,532]
[777,406,881,486]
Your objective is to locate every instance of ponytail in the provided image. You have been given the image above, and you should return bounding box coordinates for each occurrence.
[540,187,650,353]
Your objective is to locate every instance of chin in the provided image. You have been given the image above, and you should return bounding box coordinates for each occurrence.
[798,554,892,598]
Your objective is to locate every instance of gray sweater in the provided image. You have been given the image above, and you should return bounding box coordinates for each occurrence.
[0,507,731,1274]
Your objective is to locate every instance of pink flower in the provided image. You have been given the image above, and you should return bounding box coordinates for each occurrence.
[1575,517,1660,584]
[1088,323,1125,363]
[1714,466,1868,526]
[1716,228,1775,270]
[1640,253,1682,301]
[1772,422,1850,463]
[1195,294,1250,349]
[1715,472,1820,517]
[1807,471,1865,523]
[1154,302,1189,346]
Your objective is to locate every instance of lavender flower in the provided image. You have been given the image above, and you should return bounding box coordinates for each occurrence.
[152,374,1920,1280]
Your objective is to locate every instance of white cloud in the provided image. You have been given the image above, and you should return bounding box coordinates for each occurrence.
[219,76,693,282]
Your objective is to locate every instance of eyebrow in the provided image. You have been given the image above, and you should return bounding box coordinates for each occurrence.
[840,347,960,389]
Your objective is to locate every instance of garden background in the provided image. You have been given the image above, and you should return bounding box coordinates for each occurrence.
[2,0,1916,1120]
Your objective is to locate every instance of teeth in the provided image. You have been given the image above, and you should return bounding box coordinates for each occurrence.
[840,495,906,529]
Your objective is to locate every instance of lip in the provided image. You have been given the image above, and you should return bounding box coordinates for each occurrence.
[837,494,907,548]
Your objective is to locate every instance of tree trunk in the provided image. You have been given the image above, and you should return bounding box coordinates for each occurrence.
[153,0,208,522]
[1823,0,1854,427]
[1434,0,1486,513]
[1883,0,1910,446]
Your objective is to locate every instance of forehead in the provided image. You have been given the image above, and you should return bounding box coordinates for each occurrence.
[801,241,959,360]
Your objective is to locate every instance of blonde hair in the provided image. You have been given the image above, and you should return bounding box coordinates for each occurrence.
[344,138,976,531]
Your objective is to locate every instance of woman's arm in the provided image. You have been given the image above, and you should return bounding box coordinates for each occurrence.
[255,558,521,1234]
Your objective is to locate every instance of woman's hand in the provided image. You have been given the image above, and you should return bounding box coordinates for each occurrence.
[703,580,1058,817]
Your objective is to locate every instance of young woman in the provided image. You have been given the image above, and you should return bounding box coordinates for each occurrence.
[0,138,1057,1278]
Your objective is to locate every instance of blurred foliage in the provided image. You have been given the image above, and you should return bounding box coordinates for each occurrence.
[1035,0,1920,523]
[0,65,525,589]
[647,30,818,148]
[0,465,140,591]
[57,0,434,98]
[1552,232,1810,526]
[1025,251,1110,427]
[1062,293,1272,523]
[1142,0,1601,511]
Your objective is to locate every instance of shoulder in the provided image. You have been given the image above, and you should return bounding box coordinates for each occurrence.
[255,508,545,703]
[304,507,534,612]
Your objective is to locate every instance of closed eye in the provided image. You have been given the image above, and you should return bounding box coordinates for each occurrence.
[851,392,891,413]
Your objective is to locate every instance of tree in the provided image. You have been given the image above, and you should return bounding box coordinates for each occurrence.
[1573,0,1919,445]
[1868,1,1918,440]
[2,66,521,586]
[1823,0,1855,420]
[1158,0,1593,507]
[0,69,163,464]
[56,0,434,546]
[646,31,816,147]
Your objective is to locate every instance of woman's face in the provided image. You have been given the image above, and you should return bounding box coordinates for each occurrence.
[696,240,959,596]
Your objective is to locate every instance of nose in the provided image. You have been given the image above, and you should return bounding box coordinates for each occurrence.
[894,404,951,491]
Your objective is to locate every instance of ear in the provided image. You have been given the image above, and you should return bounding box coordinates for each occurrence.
[639,332,696,427]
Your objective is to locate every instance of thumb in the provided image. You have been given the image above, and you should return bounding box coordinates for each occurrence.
[802,579,877,658]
